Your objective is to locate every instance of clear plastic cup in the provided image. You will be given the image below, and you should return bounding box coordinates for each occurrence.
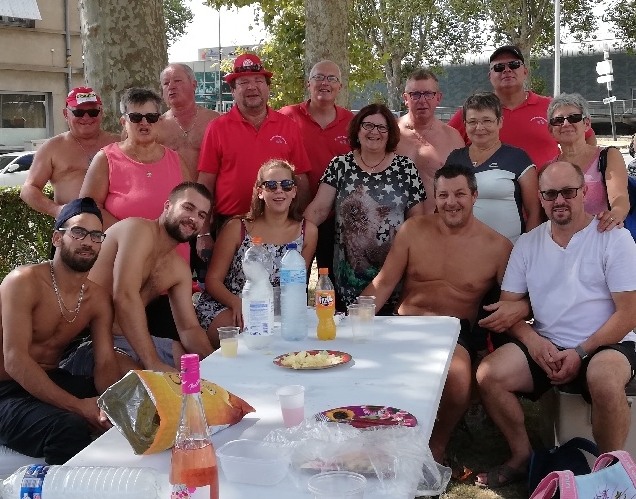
[218,326,240,357]
[275,385,305,427]
[347,303,375,342]
[308,471,366,499]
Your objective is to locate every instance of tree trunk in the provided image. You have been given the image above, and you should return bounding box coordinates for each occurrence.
[79,0,168,133]
[305,0,349,107]
[385,56,402,112]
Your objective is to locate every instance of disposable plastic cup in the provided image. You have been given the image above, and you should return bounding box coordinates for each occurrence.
[347,303,374,342]
[308,471,367,499]
[276,385,305,427]
[218,326,240,357]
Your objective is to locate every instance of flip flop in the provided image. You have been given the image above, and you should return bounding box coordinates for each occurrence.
[476,463,528,488]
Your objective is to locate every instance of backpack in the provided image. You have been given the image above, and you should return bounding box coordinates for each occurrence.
[528,437,600,494]
[598,146,636,241]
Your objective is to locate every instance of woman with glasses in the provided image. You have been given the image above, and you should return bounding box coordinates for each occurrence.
[546,92,629,231]
[304,103,426,313]
[445,92,542,243]
[195,159,317,341]
[79,87,190,230]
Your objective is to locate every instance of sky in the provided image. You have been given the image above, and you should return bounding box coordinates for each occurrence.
[168,3,266,63]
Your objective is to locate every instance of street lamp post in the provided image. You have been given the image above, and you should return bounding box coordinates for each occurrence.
[596,50,617,141]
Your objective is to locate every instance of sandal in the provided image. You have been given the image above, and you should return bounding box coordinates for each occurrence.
[476,463,528,488]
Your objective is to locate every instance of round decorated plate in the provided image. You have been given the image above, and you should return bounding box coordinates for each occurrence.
[273,350,352,370]
[315,405,417,428]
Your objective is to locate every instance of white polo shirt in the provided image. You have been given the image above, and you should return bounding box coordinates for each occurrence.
[502,218,636,348]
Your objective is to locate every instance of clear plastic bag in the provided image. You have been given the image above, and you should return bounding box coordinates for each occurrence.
[263,420,451,496]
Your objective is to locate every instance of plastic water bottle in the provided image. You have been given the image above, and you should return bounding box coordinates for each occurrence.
[241,237,274,348]
[170,354,218,499]
[280,243,307,341]
[315,268,336,340]
[0,465,168,499]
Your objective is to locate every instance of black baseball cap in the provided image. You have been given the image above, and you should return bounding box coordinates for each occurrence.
[489,45,525,63]
[55,197,103,230]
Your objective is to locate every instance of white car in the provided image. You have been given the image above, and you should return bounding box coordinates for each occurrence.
[0,151,35,187]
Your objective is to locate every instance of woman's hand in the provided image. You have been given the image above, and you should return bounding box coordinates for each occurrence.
[596,210,625,232]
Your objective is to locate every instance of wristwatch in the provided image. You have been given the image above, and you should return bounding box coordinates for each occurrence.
[574,345,589,360]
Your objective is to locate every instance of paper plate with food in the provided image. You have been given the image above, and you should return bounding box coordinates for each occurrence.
[315,405,417,428]
[273,350,352,370]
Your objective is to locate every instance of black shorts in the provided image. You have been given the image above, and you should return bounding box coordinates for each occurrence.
[457,319,479,364]
[511,338,636,402]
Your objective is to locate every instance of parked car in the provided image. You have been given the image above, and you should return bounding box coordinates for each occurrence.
[0,151,35,187]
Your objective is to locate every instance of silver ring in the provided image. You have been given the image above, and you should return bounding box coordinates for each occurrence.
[611,217,615,221]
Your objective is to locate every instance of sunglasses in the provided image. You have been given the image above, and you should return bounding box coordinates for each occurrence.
[539,186,583,201]
[58,226,106,243]
[260,180,296,192]
[69,108,101,118]
[490,60,524,72]
[234,63,264,73]
[125,112,161,124]
[549,113,584,126]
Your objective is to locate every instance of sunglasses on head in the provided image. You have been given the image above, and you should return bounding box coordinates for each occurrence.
[69,108,101,118]
[490,60,524,72]
[549,113,584,126]
[261,180,296,192]
[125,112,161,124]
[234,64,264,74]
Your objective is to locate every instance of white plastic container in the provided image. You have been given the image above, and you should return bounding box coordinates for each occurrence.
[216,440,291,486]
[0,465,169,499]
[280,243,307,341]
[241,237,274,349]
[308,471,367,498]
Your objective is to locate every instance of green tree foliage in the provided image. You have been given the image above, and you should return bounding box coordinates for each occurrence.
[606,0,636,53]
[164,0,194,47]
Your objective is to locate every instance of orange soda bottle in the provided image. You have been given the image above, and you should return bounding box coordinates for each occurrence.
[315,268,336,340]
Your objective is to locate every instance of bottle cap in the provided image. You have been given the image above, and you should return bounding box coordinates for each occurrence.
[286,243,297,250]
[252,237,263,244]
[318,268,328,275]
[180,353,200,371]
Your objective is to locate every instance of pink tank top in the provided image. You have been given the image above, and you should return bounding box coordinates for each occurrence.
[103,143,189,262]
[582,147,607,216]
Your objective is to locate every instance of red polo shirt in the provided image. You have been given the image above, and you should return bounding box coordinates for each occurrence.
[197,105,311,216]
[278,100,354,197]
[448,91,594,169]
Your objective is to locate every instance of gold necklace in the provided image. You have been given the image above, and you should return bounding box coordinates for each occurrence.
[50,260,84,323]
[359,151,387,172]
[405,121,434,143]
[174,108,198,137]
[70,133,96,166]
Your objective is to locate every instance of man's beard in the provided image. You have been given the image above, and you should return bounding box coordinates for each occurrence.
[164,216,197,243]
[59,241,98,272]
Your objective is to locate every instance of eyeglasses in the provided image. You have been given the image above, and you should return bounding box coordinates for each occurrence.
[360,121,389,133]
[490,60,524,72]
[234,63,264,73]
[58,226,106,243]
[69,108,101,118]
[549,113,584,126]
[407,91,438,101]
[125,112,161,124]
[260,180,296,192]
[539,186,583,201]
[310,74,340,83]
[465,118,498,128]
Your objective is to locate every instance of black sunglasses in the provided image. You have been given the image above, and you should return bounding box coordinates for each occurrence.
[58,226,106,243]
[234,64,264,73]
[125,112,161,124]
[490,60,524,72]
[539,186,583,201]
[549,113,584,126]
[261,180,296,192]
[69,108,101,118]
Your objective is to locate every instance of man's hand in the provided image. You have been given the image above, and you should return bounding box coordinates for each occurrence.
[478,300,529,332]
[525,335,562,376]
[548,349,581,385]
[75,397,113,433]
[196,235,214,260]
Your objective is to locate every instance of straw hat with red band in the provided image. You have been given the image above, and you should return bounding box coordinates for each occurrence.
[66,87,102,107]
[224,53,273,84]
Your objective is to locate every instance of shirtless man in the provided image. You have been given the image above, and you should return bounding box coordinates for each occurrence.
[157,63,220,179]
[0,197,119,464]
[361,164,524,463]
[396,70,465,214]
[88,182,215,374]
[20,87,119,218]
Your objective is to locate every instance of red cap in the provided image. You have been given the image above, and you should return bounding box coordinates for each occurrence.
[224,53,273,84]
[66,87,102,107]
